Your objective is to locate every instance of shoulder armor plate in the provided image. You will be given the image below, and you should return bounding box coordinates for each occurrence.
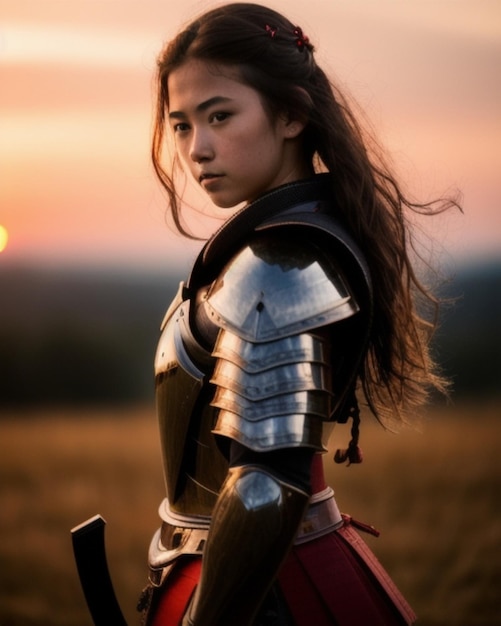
[205,234,358,342]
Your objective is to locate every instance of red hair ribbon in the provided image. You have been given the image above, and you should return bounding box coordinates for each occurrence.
[265,24,278,38]
[293,26,310,51]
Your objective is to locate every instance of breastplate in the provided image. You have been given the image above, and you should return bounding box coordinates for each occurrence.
[154,297,228,519]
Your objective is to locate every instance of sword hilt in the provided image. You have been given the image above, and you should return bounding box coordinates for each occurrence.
[71,514,128,626]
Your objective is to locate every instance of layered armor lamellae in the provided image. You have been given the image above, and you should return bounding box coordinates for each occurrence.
[206,235,359,453]
[210,330,332,451]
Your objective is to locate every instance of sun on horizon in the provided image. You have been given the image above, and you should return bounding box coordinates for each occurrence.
[0,225,9,253]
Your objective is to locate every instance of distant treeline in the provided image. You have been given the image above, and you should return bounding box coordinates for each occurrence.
[434,261,501,398]
[0,266,177,409]
[1,261,500,410]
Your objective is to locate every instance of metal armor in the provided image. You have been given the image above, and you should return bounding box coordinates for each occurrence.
[149,231,359,623]
[205,234,358,453]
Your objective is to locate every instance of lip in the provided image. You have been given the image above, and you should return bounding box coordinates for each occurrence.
[199,173,224,189]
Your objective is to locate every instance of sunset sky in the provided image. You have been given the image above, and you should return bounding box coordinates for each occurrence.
[1,0,500,273]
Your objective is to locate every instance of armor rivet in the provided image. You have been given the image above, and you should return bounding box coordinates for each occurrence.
[256,302,265,312]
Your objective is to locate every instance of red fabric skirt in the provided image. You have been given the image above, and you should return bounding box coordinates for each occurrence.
[150,557,201,626]
[149,519,415,626]
[278,522,416,625]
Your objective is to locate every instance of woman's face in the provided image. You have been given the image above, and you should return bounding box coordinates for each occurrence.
[167,59,308,208]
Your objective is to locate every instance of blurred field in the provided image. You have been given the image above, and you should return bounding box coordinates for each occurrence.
[0,402,500,625]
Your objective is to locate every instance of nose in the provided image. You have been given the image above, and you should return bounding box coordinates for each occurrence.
[189,128,213,163]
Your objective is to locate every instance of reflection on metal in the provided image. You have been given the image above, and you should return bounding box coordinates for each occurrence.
[205,236,358,341]
[155,299,227,519]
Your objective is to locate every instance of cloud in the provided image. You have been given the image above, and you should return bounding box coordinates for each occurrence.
[1,22,154,68]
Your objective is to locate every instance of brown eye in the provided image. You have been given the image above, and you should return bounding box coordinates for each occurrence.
[173,122,190,133]
[210,112,231,124]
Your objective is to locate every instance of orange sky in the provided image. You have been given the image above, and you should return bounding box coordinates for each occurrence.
[1,0,500,272]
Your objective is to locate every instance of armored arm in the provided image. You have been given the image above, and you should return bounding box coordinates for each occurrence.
[182,234,359,625]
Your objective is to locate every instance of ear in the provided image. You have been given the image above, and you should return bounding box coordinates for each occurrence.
[277,111,307,139]
[283,118,306,139]
[279,86,312,139]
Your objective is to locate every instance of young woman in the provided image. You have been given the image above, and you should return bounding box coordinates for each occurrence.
[138,4,457,625]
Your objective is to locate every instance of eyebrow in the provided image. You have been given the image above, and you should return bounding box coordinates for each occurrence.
[168,96,234,119]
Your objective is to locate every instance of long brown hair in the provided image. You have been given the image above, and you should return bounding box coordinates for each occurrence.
[152,3,460,422]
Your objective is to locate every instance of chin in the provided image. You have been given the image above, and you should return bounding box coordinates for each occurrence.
[210,195,246,209]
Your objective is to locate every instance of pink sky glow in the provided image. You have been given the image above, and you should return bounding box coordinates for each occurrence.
[1,0,500,272]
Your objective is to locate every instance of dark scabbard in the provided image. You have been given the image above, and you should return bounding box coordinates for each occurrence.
[71,514,128,626]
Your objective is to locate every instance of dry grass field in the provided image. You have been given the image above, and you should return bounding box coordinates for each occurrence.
[0,402,500,625]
